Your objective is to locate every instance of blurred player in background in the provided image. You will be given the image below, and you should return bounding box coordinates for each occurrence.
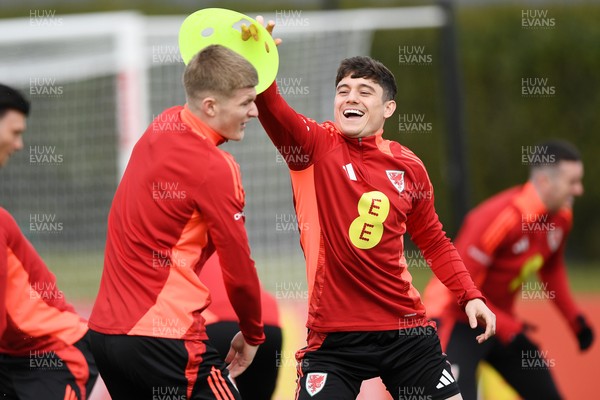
[200,253,282,400]
[252,19,495,400]
[88,45,265,400]
[0,84,98,399]
[424,140,594,400]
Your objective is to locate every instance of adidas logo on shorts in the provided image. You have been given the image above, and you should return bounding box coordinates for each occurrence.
[436,368,455,389]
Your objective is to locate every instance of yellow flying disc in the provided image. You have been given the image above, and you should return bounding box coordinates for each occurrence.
[179,8,279,94]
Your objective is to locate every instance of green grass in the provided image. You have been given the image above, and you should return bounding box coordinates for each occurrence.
[40,251,104,303]
[40,250,599,304]
[563,264,600,294]
[408,261,600,295]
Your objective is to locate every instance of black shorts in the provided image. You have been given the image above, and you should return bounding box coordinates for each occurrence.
[206,321,282,400]
[295,327,459,400]
[89,330,240,400]
[0,331,98,400]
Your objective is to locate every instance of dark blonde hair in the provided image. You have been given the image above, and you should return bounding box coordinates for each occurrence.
[183,45,258,102]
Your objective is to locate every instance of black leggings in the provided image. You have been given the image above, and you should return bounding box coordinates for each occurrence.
[445,321,562,400]
[206,322,283,400]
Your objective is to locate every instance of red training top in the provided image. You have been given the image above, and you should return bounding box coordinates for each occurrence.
[89,106,264,345]
[424,183,581,344]
[0,208,87,356]
[256,82,484,333]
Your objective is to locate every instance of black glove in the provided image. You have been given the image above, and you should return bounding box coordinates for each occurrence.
[575,315,594,351]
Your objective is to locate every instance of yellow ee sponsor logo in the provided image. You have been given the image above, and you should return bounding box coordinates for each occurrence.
[349,191,390,249]
[509,253,544,292]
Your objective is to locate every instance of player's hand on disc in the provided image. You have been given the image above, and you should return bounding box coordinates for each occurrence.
[465,298,496,344]
[242,15,282,46]
[241,23,259,41]
[225,331,259,378]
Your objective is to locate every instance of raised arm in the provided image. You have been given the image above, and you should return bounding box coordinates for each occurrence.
[255,82,336,170]
[252,17,335,170]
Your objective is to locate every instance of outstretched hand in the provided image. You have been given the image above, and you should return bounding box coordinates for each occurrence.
[225,331,259,378]
[465,298,496,344]
[241,15,282,46]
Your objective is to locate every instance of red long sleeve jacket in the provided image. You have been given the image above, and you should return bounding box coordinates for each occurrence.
[424,183,581,343]
[0,208,87,356]
[89,106,264,345]
[256,83,484,333]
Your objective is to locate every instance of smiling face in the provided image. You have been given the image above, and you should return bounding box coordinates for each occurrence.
[183,45,259,141]
[208,87,258,141]
[334,76,396,139]
[0,110,27,167]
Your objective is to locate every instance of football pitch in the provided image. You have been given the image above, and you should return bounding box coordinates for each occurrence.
[43,250,599,303]
[44,251,598,399]
[41,253,600,400]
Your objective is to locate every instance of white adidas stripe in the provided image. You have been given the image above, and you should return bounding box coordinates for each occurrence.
[343,163,357,181]
[443,369,455,383]
[436,369,455,389]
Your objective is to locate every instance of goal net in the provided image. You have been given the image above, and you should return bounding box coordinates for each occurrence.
[0,7,446,294]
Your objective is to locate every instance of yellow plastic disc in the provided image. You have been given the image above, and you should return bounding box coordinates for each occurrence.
[179,8,279,94]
